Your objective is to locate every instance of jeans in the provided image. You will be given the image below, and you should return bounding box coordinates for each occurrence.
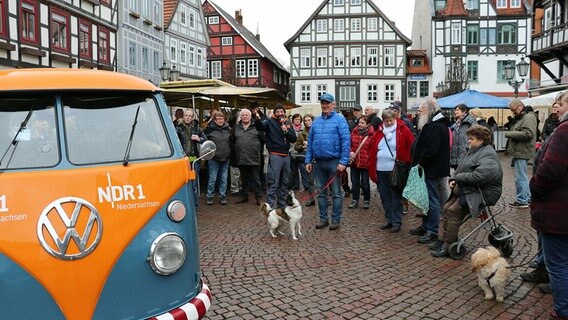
[298,160,315,193]
[289,158,301,190]
[377,171,403,227]
[513,158,531,204]
[267,154,290,208]
[436,176,450,204]
[422,178,441,235]
[206,159,229,199]
[314,158,343,223]
[542,233,568,317]
[351,167,370,202]
[230,166,241,194]
[535,232,545,266]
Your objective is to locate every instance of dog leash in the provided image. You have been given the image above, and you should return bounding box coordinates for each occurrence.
[299,171,343,205]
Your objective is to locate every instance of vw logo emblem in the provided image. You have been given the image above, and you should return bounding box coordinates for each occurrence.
[37,197,103,260]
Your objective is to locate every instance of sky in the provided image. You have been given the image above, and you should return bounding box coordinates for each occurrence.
[209,0,416,67]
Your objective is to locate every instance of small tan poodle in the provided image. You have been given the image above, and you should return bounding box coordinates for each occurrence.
[471,246,511,302]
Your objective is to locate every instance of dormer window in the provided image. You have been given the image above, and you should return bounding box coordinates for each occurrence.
[412,58,424,67]
[510,0,521,8]
[434,0,446,10]
[496,0,507,8]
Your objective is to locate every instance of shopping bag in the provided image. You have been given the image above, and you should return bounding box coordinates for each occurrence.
[402,165,429,215]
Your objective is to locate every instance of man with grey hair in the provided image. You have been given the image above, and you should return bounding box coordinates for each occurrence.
[505,98,537,209]
[409,98,451,245]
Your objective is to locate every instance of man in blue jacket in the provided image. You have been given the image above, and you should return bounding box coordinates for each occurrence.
[255,103,297,209]
[306,93,351,230]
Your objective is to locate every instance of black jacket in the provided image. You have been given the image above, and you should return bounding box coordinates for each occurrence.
[204,122,231,161]
[232,122,263,166]
[256,117,297,154]
[411,111,451,179]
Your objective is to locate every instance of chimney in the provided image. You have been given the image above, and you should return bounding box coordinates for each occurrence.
[255,34,260,41]
[235,10,242,24]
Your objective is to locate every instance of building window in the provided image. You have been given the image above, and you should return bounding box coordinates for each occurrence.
[189,46,194,66]
[128,42,136,67]
[273,68,278,84]
[236,59,246,78]
[480,28,496,45]
[497,60,509,82]
[451,22,461,44]
[511,0,521,7]
[20,1,39,44]
[498,24,516,45]
[300,48,311,68]
[51,10,70,52]
[180,5,187,26]
[317,84,327,100]
[434,0,446,10]
[496,0,506,8]
[466,0,479,9]
[248,59,258,77]
[301,85,311,103]
[408,81,417,98]
[340,86,356,103]
[142,47,149,71]
[153,2,162,26]
[196,48,203,67]
[142,0,150,19]
[467,25,479,45]
[383,46,395,67]
[170,39,177,63]
[334,0,344,5]
[208,16,219,24]
[189,9,195,29]
[98,28,110,63]
[367,17,377,31]
[129,0,137,12]
[180,42,187,65]
[0,0,7,37]
[351,0,361,5]
[351,18,361,32]
[334,19,344,32]
[316,19,327,33]
[221,37,232,45]
[367,47,378,66]
[317,48,327,67]
[468,61,478,82]
[153,51,159,72]
[350,47,361,67]
[367,84,378,102]
[412,58,423,67]
[334,47,344,67]
[211,61,221,78]
[79,20,91,58]
[384,84,395,102]
[419,82,429,97]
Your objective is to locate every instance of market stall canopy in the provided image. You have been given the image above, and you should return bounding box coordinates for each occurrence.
[161,79,298,109]
[522,91,563,107]
[437,90,510,109]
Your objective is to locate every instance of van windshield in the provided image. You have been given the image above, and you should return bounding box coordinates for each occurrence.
[63,93,172,165]
[0,96,59,170]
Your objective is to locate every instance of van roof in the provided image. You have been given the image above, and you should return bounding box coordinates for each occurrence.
[0,69,159,92]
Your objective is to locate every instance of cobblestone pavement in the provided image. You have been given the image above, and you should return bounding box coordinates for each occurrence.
[197,155,553,319]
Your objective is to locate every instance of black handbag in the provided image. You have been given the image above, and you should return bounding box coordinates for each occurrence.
[384,139,410,190]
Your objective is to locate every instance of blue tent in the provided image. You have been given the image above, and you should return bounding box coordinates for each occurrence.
[437,90,510,109]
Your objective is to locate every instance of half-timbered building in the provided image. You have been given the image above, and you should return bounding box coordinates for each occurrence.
[118,0,164,84]
[530,0,568,94]
[284,0,411,112]
[163,0,209,80]
[0,0,117,70]
[413,0,532,98]
[202,0,290,98]
[407,49,433,109]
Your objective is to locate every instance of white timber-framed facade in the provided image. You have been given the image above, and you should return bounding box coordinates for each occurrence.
[285,0,411,113]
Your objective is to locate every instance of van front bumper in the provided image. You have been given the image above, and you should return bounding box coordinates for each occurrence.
[148,281,212,320]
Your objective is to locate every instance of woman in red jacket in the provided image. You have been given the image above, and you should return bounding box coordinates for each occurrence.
[348,116,375,209]
[369,109,415,233]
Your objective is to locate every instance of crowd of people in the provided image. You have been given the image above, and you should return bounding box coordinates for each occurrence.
[174,91,568,320]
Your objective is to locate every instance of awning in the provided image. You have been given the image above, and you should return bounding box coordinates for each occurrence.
[437,90,510,109]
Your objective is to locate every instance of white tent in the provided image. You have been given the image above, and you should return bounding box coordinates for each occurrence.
[522,91,563,107]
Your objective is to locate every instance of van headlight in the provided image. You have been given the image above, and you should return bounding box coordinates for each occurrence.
[148,233,186,275]
[167,200,186,222]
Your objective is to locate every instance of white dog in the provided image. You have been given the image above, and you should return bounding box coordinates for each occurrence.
[471,246,511,302]
[259,191,303,240]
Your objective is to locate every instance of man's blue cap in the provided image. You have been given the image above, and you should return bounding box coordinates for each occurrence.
[319,93,335,102]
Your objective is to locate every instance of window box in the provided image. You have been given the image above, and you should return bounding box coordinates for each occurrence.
[51,53,75,63]
[129,11,140,19]
[0,41,15,51]
[144,19,152,25]
[20,46,45,57]
[80,60,97,68]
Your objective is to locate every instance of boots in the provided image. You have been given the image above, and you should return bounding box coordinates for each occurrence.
[429,239,444,251]
[431,243,449,257]
[520,266,549,283]
[539,283,552,294]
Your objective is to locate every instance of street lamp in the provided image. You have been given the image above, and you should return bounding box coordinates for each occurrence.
[159,60,170,82]
[504,57,529,98]
[436,81,447,93]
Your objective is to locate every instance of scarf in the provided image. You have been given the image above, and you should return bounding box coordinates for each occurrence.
[382,121,397,142]
[357,126,370,136]
[293,123,303,132]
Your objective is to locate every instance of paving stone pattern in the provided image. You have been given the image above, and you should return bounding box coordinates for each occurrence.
[197,155,553,319]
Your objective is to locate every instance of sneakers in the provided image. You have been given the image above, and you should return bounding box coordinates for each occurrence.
[431,244,449,257]
[362,200,370,209]
[390,225,401,233]
[418,233,438,244]
[520,267,549,283]
[429,239,444,251]
[206,198,213,205]
[220,197,227,205]
[538,283,552,294]
[329,221,340,230]
[509,201,529,209]
[409,226,427,236]
[315,221,329,229]
[235,197,249,204]
[348,200,358,209]
[379,223,393,230]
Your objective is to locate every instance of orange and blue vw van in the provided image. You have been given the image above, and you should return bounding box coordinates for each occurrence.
[0,69,211,319]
